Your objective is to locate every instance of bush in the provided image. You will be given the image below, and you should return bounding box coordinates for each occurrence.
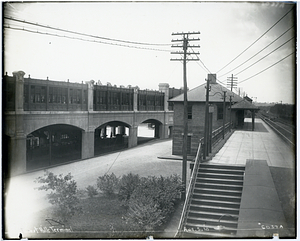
[126,194,164,231]
[35,170,81,221]
[125,175,181,230]
[86,185,98,198]
[118,173,140,204]
[97,173,119,196]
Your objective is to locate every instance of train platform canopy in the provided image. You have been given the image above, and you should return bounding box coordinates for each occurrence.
[168,81,243,103]
[231,99,260,111]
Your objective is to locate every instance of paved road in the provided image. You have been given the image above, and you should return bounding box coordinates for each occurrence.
[4,139,184,238]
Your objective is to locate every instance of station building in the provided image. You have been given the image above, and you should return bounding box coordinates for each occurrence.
[169,74,259,156]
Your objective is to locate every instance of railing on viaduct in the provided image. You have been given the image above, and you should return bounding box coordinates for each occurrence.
[3,73,182,112]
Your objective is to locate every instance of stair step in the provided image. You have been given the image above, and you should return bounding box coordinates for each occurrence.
[198,167,245,175]
[189,204,240,214]
[186,217,238,228]
[197,173,244,180]
[191,199,241,209]
[196,177,244,185]
[200,163,245,171]
[188,210,239,220]
[192,193,241,202]
[195,182,243,191]
[194,187,242,196]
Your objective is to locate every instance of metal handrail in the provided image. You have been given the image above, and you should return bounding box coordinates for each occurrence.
[174,123,233,237]
[212,122,231,146]
[174,137,203,238]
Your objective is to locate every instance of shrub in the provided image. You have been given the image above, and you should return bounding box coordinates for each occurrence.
[97,173,119,196]
[86,185,98,198]
[35,170,81,221]
[118,173,140,203]
[126,194,164,231]
[125,175,181,230]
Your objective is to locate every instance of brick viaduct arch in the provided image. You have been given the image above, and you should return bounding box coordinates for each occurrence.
[4,71,178,177]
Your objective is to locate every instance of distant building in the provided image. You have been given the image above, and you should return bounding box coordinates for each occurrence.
[169,74,258,156]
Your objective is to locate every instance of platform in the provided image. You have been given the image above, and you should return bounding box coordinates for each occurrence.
[207,118,295,238]
[209,118,294,169]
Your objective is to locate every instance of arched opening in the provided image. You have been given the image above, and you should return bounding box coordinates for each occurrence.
[94,121,130,156]
[26,124,82,171]
[138,119,162,145]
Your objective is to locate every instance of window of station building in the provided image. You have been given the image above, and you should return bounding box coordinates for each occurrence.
[188,104,193,119]
[217,104,223,120]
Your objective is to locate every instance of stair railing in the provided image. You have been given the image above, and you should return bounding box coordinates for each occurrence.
[174,137,204,238]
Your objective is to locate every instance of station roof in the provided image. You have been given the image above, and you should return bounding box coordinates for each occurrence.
[231,99,259,110]
[169,82,243,103]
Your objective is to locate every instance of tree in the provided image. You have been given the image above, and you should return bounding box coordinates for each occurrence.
[35,170,81,221]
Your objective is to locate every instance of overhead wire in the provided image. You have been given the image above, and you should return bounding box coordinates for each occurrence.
[4,15,172,47]
[188,44,226,87]
[238,51,295,84]
[235,36,294,76]
[218,25,295,78]
[216,5,295,74]
[4,25,171,52]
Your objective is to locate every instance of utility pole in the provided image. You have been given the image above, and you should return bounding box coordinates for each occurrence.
[171,32,200,201]
[203,77,210,160]
[222,91,226,139]
[227,74,237,129]
[227,74,237,92]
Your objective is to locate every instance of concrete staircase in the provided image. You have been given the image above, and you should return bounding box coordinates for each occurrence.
[182,163,245,238]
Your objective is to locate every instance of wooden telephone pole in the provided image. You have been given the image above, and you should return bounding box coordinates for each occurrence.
[171,32,200,201]
[227,74,237,129]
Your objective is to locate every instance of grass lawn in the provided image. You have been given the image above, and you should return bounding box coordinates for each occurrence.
[26,193,180,239]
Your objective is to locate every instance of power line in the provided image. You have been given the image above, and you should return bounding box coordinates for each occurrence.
[235,36,294,76]
[216,5,294,74]
[4,15,171,47]
[218,25,295,78]
[4,25,171,52]
[238,51,295,84]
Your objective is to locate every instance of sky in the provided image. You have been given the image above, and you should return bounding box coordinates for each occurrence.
[3,1,296,104]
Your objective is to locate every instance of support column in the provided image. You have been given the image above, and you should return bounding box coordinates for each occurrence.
[81,130,94,159]
[133,87,138,111]
[9,135,27,177]
[9,71,26,176]
[252,110,255,131]
[86,80,94,111]
[128,126,138,148]
[13,71,25,111]
[119,126,126,135]
[111,126,116,137]
[158,83,169,111]
[154,124,160,138]
[101,127,107,138]
[158,124,169,139]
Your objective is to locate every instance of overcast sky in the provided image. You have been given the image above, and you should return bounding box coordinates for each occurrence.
[4,1,296,104]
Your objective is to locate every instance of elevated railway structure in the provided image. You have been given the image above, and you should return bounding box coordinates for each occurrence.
[3,71,182,176]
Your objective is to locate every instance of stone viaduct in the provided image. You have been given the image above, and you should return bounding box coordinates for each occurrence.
[3,71,182,177]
